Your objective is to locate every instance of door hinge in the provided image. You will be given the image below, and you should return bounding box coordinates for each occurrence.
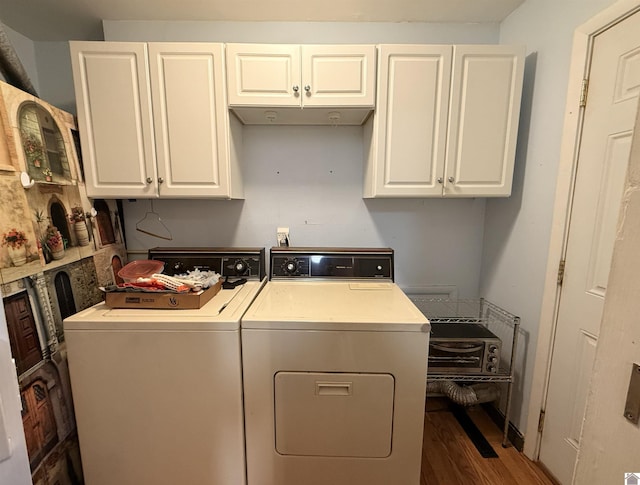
[538,409,546,433]
[580,78,589,107]
[557,259,566,286]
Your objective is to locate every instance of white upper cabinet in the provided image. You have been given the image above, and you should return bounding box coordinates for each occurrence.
[364,45,452,197]
[148,43,240,198]
[226,44,376,125]
[445,45,525,197]
[70,42,157,198]
[300,45,376,107]
[70,41,242,199]
[226,44,301,107]
[364,44,525,198]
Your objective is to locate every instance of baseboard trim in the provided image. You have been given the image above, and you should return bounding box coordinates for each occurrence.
[481,402,525,451]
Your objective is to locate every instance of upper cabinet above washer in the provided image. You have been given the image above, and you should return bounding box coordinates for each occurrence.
[70,41,243,199]
[364,44,525,198]
[225,44,376,125]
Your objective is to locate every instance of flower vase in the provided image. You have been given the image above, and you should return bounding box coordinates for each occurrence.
[8,246,27,266]
[74,221,90,246]
[45,175,52,182]
[51,244,64,260]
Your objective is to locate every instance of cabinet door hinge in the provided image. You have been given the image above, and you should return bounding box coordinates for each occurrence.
[580,78,589,108]
[538,409,546,433]
[557,259,566,286]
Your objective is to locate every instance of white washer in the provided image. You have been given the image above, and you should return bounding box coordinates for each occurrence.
[242,248,430,485]
[64,248,266,485]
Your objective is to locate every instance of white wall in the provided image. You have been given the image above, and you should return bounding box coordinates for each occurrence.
[124,126,486,294]
[103,20,499,44]
[108,20,500,297]
[480,0,618,432]
[0,21,73,114]
[34,41,75,114]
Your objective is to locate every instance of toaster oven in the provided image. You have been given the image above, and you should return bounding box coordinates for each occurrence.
[428,322,502,374]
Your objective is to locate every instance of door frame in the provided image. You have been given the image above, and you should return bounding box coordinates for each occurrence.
[523,0,640,460]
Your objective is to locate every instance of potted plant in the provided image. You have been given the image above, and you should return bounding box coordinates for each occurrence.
[42,168,52,182]
[33,210,51,263]
[69,206,85,223]
[69,206,90,246]
[22,132,44,169]
[2,228,28,266]
[45,226,64,260]
[39,234,53,263]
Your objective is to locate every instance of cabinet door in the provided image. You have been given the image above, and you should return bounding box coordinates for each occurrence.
[148,43,232,198]
[364,45,452,197]
[301,45,376,107]
[226,44,301,107]
[70,42,157,198]
[445,45,525,197]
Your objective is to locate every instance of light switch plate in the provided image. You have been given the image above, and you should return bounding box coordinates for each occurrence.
[277,227,290,247]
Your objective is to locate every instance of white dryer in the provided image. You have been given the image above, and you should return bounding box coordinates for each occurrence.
[64,248,265,485]
[241,247,430,485]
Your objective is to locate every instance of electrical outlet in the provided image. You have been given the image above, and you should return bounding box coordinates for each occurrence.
[277,227,290,247]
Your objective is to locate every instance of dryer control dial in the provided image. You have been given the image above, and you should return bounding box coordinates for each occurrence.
[271,256,310,277]
[284,259,299,275]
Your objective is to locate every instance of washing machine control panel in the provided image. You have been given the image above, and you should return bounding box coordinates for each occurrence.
[148,247,266,280]
[270,248,394,280]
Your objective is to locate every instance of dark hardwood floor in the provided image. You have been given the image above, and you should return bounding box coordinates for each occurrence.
[421,398,556,485]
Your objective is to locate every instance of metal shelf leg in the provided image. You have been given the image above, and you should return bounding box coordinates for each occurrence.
[502,379,514,447]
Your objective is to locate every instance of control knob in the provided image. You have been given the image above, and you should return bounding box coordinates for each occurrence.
[233,259,248,276]
[171,261,185,274]
[488,344,499,353]
[283,259,298,275]
[487,355,498,363]
[486,364,496,373]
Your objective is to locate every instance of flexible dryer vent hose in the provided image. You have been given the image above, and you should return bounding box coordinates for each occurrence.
[426,380,500,407]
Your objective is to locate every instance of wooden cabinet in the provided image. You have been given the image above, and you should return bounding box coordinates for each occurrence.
[364,44,525,198]
[70,41,242,199]
[226,44,376,124]
[364,45,452,197]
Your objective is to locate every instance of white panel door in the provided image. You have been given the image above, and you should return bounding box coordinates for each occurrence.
[70,41,157,198]
[365,45,451,197]
[539,11,640,484]
[574,107,640,483]
[148,43,231,198]
[445,45,524,197]
[301,45,376,107]
[226,44,301,107]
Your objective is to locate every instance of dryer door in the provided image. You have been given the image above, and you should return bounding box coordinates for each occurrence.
[274,371,395,457]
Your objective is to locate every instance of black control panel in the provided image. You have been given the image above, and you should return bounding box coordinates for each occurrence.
[270,247,394,280]
[148,247,265,280]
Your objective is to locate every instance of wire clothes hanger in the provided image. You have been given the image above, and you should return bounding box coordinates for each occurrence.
[135,199,173,241]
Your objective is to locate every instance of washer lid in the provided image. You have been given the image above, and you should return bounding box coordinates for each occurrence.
[64,280,266,331]
[241,281,429,332]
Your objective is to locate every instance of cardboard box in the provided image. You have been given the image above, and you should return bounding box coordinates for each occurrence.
[104,280,222,309]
